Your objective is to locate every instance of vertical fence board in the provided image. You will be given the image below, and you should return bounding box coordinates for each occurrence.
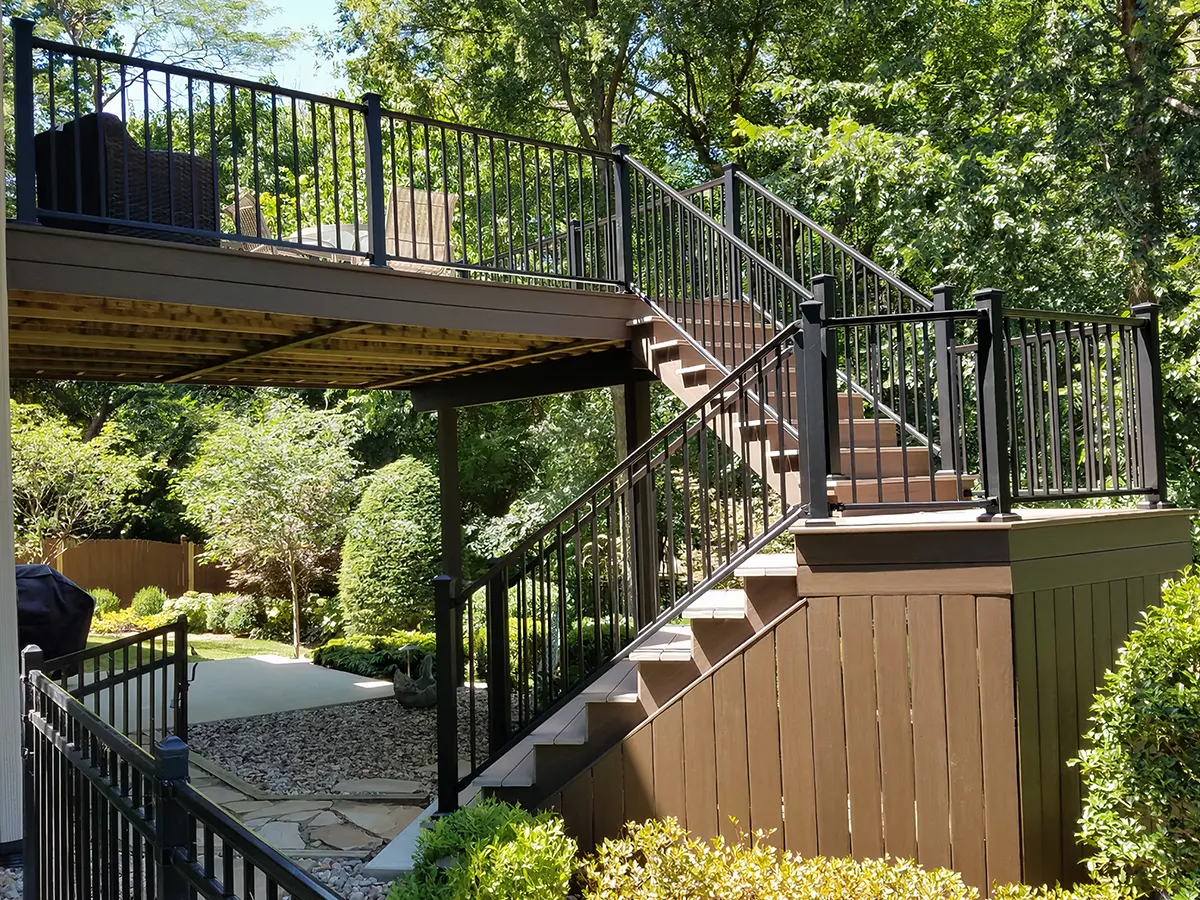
[1126,576,1144,634]
[1108,580,1128,663]
[651,703,686,826]
[1053,588,1082,878]
[623,725,655,826]
[591,746,625,842]
[743,632,783,847]
[1090,581,1112,691]
[682,679,718,839]
[840,595,884,858]
[560,772,594,852]
[977,595,1021,886]
[873,595,917,860]
[1072,587,1095,736]
[942,595,986,888]
[713,658,750,842]
[1033,589,1063,878]
[908,594,951,868]
[807,596,850,856]
[776,606,818,856]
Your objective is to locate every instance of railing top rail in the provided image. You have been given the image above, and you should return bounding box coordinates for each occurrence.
[732,168,933,311]
[17,18,615,161]
[44,613,185,671]
[679,176,724,197]
[172,784,343,900]
[625,156,815,305]
[828,309,981,328]
[1001,306,1147,328]
[462,318,804,598]
[27,670,158,773]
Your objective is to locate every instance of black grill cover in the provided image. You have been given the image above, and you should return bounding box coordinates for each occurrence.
[16,564,95,662]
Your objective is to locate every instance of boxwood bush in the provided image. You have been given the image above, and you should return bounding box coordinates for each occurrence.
[163,592,211,633]
[1074,568,1200,895]
[89,588,121,615]
[339,456,439,635]
[387,797,575,900]
[131,585,168,616]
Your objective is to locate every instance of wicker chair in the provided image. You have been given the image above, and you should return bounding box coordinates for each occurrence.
[34,112,217,246]
[221,189,304,256]
[382,186,459,275]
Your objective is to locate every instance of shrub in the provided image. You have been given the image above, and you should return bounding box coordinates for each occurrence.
[312,632,437,678]
[224,595,265,636]
[387,797,575,900]
[89,588,121,615]
[131,585,168,616]
[339,457,440,635]
[91,609,172,635]
[992,885,1136,900]
[205,593,237,634]
[1074,568,1200,895]
[254,594,342,645]
[163,592,212,633]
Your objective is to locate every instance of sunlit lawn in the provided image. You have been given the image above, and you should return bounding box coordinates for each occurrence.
[82,633,300,670]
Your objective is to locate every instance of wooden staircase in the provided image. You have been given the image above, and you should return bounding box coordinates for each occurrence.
[478,552,800,808]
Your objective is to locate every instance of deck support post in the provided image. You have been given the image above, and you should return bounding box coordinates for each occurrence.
[800,293,831,521]
[434,575,461,815]
[438,406,464,685]
[613,145,635,293]
[362,92,388,267]
[625,377,657,627]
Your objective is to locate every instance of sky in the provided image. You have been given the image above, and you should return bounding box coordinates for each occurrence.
[263,0,348,96]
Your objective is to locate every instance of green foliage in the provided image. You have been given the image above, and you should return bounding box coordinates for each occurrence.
[163,592,210,632]
[386,797,575,900]
[224,595,266,636]
[177,397,361,656]
[254,594,341,645]
[991,885,1138,900]
[131,586,168,616]
[582,817,980,899]
[89,588,121,615]
[205,593,237,633]
[90,609,173,635]
[10,401,148,562]
[312,632,437,678]
[1074,569,1200,895]
[339,457,440,635]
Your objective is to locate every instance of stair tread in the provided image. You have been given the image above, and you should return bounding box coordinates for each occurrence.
[681,589,747,619]
[629,624,693,661]
[530,707,588,746]
[735,553,798,578]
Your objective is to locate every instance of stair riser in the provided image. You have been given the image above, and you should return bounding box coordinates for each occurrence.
[743,574,801,631]
[637,660,701,713]
[689,619,756,670]
[831,477,973,504]
[772,449,933,479]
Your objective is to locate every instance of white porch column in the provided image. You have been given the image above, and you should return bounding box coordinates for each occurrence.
[0,21,25,856]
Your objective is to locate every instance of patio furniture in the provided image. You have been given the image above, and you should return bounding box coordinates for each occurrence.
[282,222,371,263]
[34,112,217,246]
[383,186,459,275]
[222,189,306,257]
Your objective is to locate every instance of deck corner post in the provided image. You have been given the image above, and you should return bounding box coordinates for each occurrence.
[721,162,741,239]
[566,218,584,289]
[153,736,190,899]
[485,564,511,752]
[800,290,831,520]
[612,145,635,293]
[362,92,388,267]
[810,274,841,477]
[932,284,962,475]
[172,615,189,742]
[974,288,1012,515]
[434,574,461,815]
[12,18,37,225]
[20,646,42,897]
[1131,301,1169,507]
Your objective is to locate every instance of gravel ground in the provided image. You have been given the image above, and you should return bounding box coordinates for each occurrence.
[0,867,20,900]
[302,858,388,900]
[188,688,492,796]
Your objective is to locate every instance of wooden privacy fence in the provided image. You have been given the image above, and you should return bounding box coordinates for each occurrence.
[36,538,230,601]
[546,580,1160,894]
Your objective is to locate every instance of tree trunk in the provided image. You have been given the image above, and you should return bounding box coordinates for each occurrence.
[287,558,301,659]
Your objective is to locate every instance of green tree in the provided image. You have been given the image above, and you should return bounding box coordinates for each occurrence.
[10,401,148,562]
[339,456,440,633]
[176,398,361,656]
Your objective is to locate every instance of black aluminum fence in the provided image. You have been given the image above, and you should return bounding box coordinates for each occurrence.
[39,615,189,751]
[10,18,620,287]
[800,284,1168,517]
[436,322,809,811]
[22,651,337,900]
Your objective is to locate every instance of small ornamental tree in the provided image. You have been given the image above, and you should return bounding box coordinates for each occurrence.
[10,401,147,562]
[339,456,440,634]
[177,399,360,657]
[1074,569,1200,895]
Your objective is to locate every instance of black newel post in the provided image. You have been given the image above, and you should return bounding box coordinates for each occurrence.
[1131,301,1169,507]
[485,566,511,751]
[974,288,1012,515]
[362,92,388,267]
[172,616,189,742]
[153,737,191,899]
[566,219,584,289]
[721,162,741,238]
[434,574,461,815]
[811,275,841,478]
[932,284,962,476]
[613,145,635,292]
[800,295,831,520]
[21,646,43,895]
[13,18,38,224]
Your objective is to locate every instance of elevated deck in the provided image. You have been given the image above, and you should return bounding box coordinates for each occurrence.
[6,225,642,388]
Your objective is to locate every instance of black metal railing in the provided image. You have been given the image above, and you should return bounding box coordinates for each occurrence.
[21,649,337,900]
[434,322,808,812]
[798,283,1168,517]
[40,614,189,750]
[10,18,620,287]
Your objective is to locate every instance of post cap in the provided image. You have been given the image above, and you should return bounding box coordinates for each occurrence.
[612,143,631,157]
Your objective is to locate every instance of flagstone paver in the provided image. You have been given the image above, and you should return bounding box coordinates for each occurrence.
[309,823,382,851]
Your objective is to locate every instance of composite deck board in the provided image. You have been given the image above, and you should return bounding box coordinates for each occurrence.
[775,608,818,856]
[806,596,850,857]
[840,594,884,859]
[712,659,750,844]
[872,595,917,860]
[941,595,986,888]
[977,595,1021,886]
[908,594,952,869]
[742,633,783,848]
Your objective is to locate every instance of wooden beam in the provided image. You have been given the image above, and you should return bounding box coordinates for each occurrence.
[375,339,618,389]
[410,347,648,410]
[9,295,313,335]
[167,322,374,383]
[12,331,247,355]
